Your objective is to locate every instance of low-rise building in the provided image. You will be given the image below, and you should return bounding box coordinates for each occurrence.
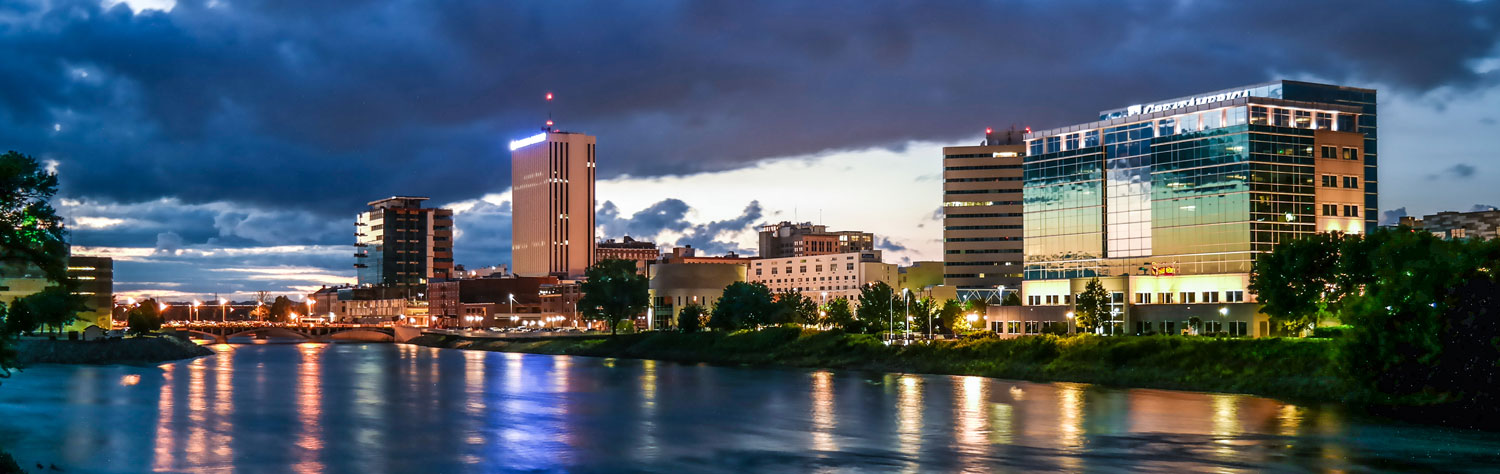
[1400,208,1500,240]
[648,262,746,330]
[758,221,875,258]
[426,275,559,328]
[596,236,660,274]
[746,250,897,305]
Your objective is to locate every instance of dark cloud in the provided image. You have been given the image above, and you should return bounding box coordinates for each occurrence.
[1380,207,1409,226]
[153,231,183,254]
[2,0,1497,217]
[448,199,512,269]
[675,201,764,256]
[877,237,908,253]
[1470,204,1499,212]
[1428,163,1479,180]
[596,199,692,239]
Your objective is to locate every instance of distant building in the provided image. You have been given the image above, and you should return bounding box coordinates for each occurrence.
[746,250,897,305]
[335,286,424,325]
[942,129,1025,301]
[1400,208,1500,240]
[898,261,944,294]
[757,221,873,259]
[426,275,564,329]
[656,246,752,265]
[354,196,455,289]
[511,130,597,278]
[0,254,114,331]
[597,236,659,274]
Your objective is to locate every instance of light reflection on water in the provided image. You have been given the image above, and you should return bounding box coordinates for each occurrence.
[0,343,1497,472]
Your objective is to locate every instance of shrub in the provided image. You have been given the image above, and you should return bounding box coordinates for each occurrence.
[1310,325,1349,338]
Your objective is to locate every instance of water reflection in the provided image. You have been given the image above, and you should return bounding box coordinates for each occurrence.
[1,344,1497,472]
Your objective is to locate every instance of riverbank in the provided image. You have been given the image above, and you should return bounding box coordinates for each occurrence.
[16,336,213,365]
[408,328,1358,404]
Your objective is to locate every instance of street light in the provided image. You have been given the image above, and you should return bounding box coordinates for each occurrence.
[218,298,228,323]
[1066,311,1075,335]
[902,288,911,342]
[192,300,202,322]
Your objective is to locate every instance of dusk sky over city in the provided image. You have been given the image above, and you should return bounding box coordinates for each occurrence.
[3,0,1500,299]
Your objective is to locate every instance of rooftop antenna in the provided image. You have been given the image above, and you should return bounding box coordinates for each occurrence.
[544,91,555,132]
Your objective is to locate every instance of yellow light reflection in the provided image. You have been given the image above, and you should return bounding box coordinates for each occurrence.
[212,345,234,461]
[294,343,324,473]
[896,374,923,471]
[1277,404,1303,437]
[152,368,176,472]
[954,376,989,466]
[1057,383,1083,448]
[186,357,207,466]
[121,374,140,386]
[989,403,1014,445]
[811,371,836,452]
[639,359,659,461]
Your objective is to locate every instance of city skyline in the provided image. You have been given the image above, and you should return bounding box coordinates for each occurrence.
[6,1,1500,298]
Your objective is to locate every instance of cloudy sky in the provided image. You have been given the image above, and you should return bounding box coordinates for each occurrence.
[4,0,1500,300]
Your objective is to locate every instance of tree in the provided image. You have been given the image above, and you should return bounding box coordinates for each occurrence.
[772,290,817,326]
[268,296,294,322]
[677,304,705,333]
[126,299,163,336]
[1074,277,1109,334]
[18,286,85,334]
[908,296,939,336]
[2,300,40,336]
[855,282,897,335]
[0,151,69,283]
[1001,291,1022,306]
[1250,232,1353,334]
[578,259,650,336]
[822,297,857,332]
[936,299,965,335]
[710,282,776,331]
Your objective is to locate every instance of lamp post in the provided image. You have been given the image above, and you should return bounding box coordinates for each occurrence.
[1066,311,1075,335]
[218,298,227,323]
[305,297,314,324]
[191,300,201,322]
[1218,306,1228,335]
[902,288,911,342]
[508,293,515,319]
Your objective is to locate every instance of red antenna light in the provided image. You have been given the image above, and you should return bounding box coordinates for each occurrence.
[985,127,993,134]
[545,119,554,127]
[1024,126,1031,133]
[545,92,554,101]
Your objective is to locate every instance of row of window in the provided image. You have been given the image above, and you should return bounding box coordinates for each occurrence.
[946,177,1023,183]
[946,213,1024,219]
[948,189,1023,195]
[1319,174,1359,189]
[945,165,1023,171]
[1320,204,1361,217]
[989,320,1069,335]
[945,225,1023,231]
[754,263,857,276]
[1027,290,1246,306]
[944,249,1023,254]
[1318,145,1359,160]
[757,275,858,284]
[1133,320,1250,336]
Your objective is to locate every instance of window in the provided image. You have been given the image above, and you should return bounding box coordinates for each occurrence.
[1135,321,1152,335]
[799,266,807,273]
[846,263,854,271]
[1320,145,1336,158]
[1342,147,1358,160]
[1322,204,1338,216]
[1315,112,1332,129]
[1250,106,1268,125]
[1160,321,1178,335]
[1202,291,1220,303]
[1180,292,1196,304]
[1293,110,1311,128]
[990,321,1003,333]
[1028,295,1041,305]
[815,265,822,272]
[1344,205,1360,217]
[785,267,792,274]
[1110,292,1125,304]
[1007,321,1021,334]
[1229,321,1249,337]
[771,267,777,275]
[1344,176,1359,189]
[1226,290,1245,303]
[1321,175,1338,187]
[1158,292,1174,304]
[1025,321,1040,334]
[1135,292,1152,304]
[1273,108,1290,127]
[1045,295,1060,305]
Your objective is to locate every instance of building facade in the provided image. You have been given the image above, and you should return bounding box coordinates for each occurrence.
[648,262,746,330]
[746,250,898,305]
[426,275,561,328]
[0,254,114,331]
[596,236,659,274]
[1021,80,1376,337]
[1401,209,1500,240]
[511,130,597,278]
[942,128,1026,301]
[354,196,454,289]
[756,221,874,259]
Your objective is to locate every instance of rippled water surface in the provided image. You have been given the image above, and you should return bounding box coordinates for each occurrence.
[0,343,1496,472]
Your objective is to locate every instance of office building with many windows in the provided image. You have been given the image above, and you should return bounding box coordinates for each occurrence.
[747,250,897,305]
[942,128,1026,302]
[510,130,597,278]
[757,221,874,259]
[354,196,454,290]
[1013,80,1375,337]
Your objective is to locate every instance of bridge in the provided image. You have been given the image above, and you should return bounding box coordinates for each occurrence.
[169,323,406,344]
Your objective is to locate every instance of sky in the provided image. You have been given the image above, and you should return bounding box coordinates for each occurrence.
[3,0,1500,300]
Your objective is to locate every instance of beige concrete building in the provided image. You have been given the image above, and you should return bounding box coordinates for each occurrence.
[942,129,1026,303]
[511,130,596,278]
[747,250,897,305]
[648,262,746,330]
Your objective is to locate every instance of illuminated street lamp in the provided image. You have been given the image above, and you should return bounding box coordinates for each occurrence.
[1066,311,1075,335]
[192,300,202,322]
[218,298,228,323]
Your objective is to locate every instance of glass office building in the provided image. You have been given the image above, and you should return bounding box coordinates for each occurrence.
[1013,80,1374,337]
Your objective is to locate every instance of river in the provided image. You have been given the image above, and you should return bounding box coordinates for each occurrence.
[0,342,1496,472]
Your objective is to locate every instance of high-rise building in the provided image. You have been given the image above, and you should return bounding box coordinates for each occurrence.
[510,130,596,278]
[354,196,454,288]
[1014,80,1375,338]
[596,236,659,274]
[942,128,1026,301]
[757,221,873,259]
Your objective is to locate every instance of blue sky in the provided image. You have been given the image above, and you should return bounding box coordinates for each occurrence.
[4,0,1499,300]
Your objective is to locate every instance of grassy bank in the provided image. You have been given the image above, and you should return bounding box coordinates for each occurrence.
[409,328,1358,403]
[16,335,213,365]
